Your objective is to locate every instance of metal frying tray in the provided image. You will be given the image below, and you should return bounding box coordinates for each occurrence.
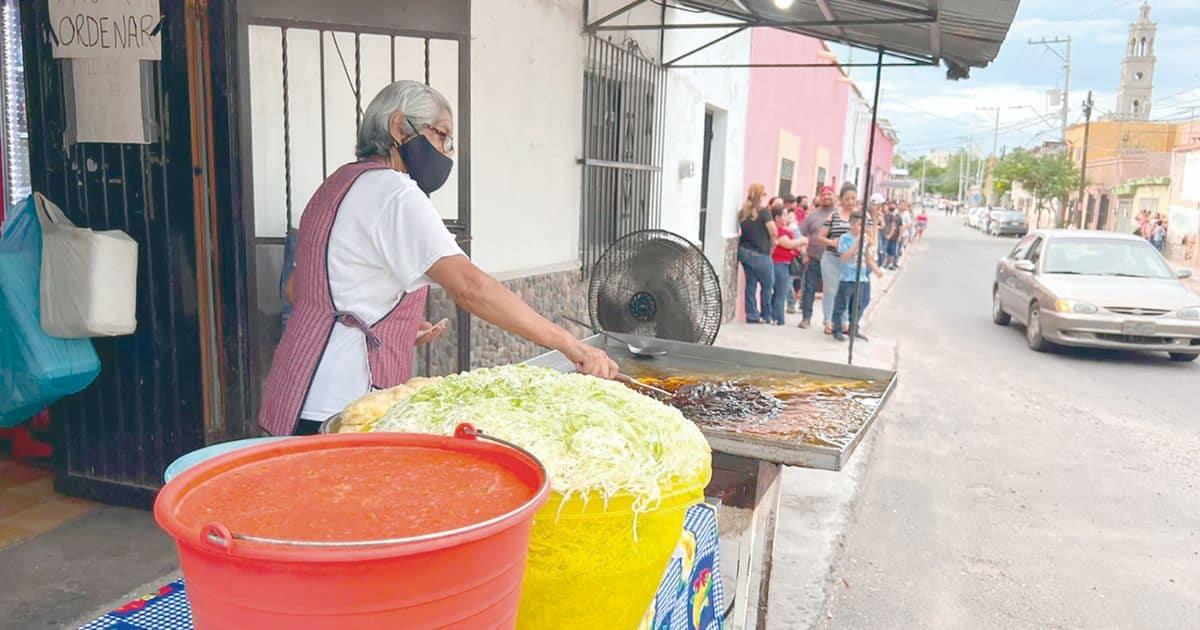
[524,334,898,471]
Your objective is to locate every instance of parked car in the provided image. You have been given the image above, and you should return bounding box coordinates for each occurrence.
[967,207,989,229]
[992,230,1200,361]
[986,209,1028,237]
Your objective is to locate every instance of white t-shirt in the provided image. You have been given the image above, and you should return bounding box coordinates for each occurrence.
[299,169,464,421]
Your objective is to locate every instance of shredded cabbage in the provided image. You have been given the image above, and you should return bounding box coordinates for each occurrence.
[372,365,711,512]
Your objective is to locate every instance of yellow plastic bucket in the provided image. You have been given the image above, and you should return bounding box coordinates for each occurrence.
[516,469,710,629]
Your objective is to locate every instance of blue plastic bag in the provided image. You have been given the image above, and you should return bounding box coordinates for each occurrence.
[0,195,100,427]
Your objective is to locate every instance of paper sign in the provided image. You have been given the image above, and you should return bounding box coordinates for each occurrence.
[49,0,161,60]
[72,58,148,143]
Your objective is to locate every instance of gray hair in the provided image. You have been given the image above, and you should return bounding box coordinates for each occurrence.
[355,80,452,159]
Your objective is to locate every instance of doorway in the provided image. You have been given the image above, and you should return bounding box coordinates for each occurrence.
[234,0,472,419]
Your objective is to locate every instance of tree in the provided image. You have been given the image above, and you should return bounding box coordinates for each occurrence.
[993,148,1034,198]
[1001,150,1079,227]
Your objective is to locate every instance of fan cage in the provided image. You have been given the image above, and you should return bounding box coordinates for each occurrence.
[587,229,723,345]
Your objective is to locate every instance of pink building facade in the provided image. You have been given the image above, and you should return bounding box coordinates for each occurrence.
[742,30,850,201]
[868,122,897,198]
[734,30,865,321]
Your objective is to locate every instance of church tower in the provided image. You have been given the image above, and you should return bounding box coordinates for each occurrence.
[1115,2,1156,120]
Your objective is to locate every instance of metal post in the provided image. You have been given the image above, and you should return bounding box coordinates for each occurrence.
[1076,90,1094,230]
[1029,36,1070,141]
[977,106,999,205]
[848,48,884,366]
[919,158,926,197]
[957,143,965,203]
[1062,37,1071,142]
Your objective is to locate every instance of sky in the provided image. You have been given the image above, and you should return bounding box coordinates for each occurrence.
[834,0,1200,160]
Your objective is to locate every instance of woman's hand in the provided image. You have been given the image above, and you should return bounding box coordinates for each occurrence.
[563,341,620,380]
[414,319,449,347]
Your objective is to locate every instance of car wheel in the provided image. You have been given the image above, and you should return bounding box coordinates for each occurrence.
[1026,303,1050,352]
[1168,352,1199,362]
[992,289,1011,325]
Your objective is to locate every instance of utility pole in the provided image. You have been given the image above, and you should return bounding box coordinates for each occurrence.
[919,158,927,197]
[1029,36,1071,141]
[957,144,966,204]
[1075,90,1094,230]
[977,106,1000,205]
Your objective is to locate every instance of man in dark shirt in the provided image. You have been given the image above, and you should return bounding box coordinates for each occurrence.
[797,186,836,329]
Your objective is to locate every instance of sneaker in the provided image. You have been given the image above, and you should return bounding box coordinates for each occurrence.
[832,332,846,342]
[747,319,762,324]
[786,305,797,314]
[798,319,811,329]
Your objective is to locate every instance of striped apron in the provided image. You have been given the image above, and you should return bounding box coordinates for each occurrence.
[258,161,429,436]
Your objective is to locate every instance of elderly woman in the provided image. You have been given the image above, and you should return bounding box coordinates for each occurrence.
[260,81,618,436]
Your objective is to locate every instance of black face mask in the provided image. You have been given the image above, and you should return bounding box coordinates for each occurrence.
[395,125,453,195]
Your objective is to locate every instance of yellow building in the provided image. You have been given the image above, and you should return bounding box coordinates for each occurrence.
[1065,120,1178,166]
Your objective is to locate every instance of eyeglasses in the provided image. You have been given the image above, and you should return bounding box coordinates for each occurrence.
[408,119,453,156]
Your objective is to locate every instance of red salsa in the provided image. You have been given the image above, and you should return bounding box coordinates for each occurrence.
[176,446,535,541]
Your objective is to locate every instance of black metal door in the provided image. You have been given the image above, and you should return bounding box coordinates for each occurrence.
[21,2,206,506]
[232,0,472,410]
[1097,195,1111,231]
[699,109,714,248]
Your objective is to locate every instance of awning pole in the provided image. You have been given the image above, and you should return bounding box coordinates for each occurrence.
[848,47,884,366]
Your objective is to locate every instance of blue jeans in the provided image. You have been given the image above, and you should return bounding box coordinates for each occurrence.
[739,246,774,323]
[832,279,871,336]
[771,262,792,324]
[877,229,887,267]
[820,254,845,325]
[800,257,822,321]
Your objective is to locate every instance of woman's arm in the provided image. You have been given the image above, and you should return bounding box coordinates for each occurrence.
[775,233,797,249]
[817,224,837,249]
[427,255,618,378]
[765,218,778,247]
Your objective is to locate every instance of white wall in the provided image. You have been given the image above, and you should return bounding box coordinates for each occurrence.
[841,86,870,193]
[659,11,751,276]
[468,0,664,275]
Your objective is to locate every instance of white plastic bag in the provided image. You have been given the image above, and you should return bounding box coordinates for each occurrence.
[35,192,138,337]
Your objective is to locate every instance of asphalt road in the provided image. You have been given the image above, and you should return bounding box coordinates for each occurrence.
[817,215,1200,629]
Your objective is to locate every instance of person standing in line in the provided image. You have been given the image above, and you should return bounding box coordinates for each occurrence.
[882,203,900,270]
[787,194,809,313]
[795,195,810,223]
[896,200,914,266]
[737,183,778,324]
[832,212,884,342]
[797,186,836,329]
[1151,218,1167,252]
[770,205,805,325]
[816,183,858,335]
[869,194,887,268]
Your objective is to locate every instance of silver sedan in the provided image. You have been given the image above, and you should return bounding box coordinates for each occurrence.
[992,230,1200,362]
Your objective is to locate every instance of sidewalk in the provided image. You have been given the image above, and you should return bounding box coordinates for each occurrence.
[717,245,911,369]
[716,238,921,630]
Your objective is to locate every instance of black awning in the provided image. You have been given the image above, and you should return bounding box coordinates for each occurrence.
[587,0,1021,78]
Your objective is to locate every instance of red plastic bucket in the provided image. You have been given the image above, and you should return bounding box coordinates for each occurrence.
[154,425,549,629]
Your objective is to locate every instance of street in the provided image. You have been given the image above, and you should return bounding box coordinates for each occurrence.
[818,215,1200,629]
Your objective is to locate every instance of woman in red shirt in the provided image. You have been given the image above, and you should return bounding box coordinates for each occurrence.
[769,206,807,325]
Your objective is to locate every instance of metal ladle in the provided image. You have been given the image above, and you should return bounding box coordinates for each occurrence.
[562,316,668,358]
